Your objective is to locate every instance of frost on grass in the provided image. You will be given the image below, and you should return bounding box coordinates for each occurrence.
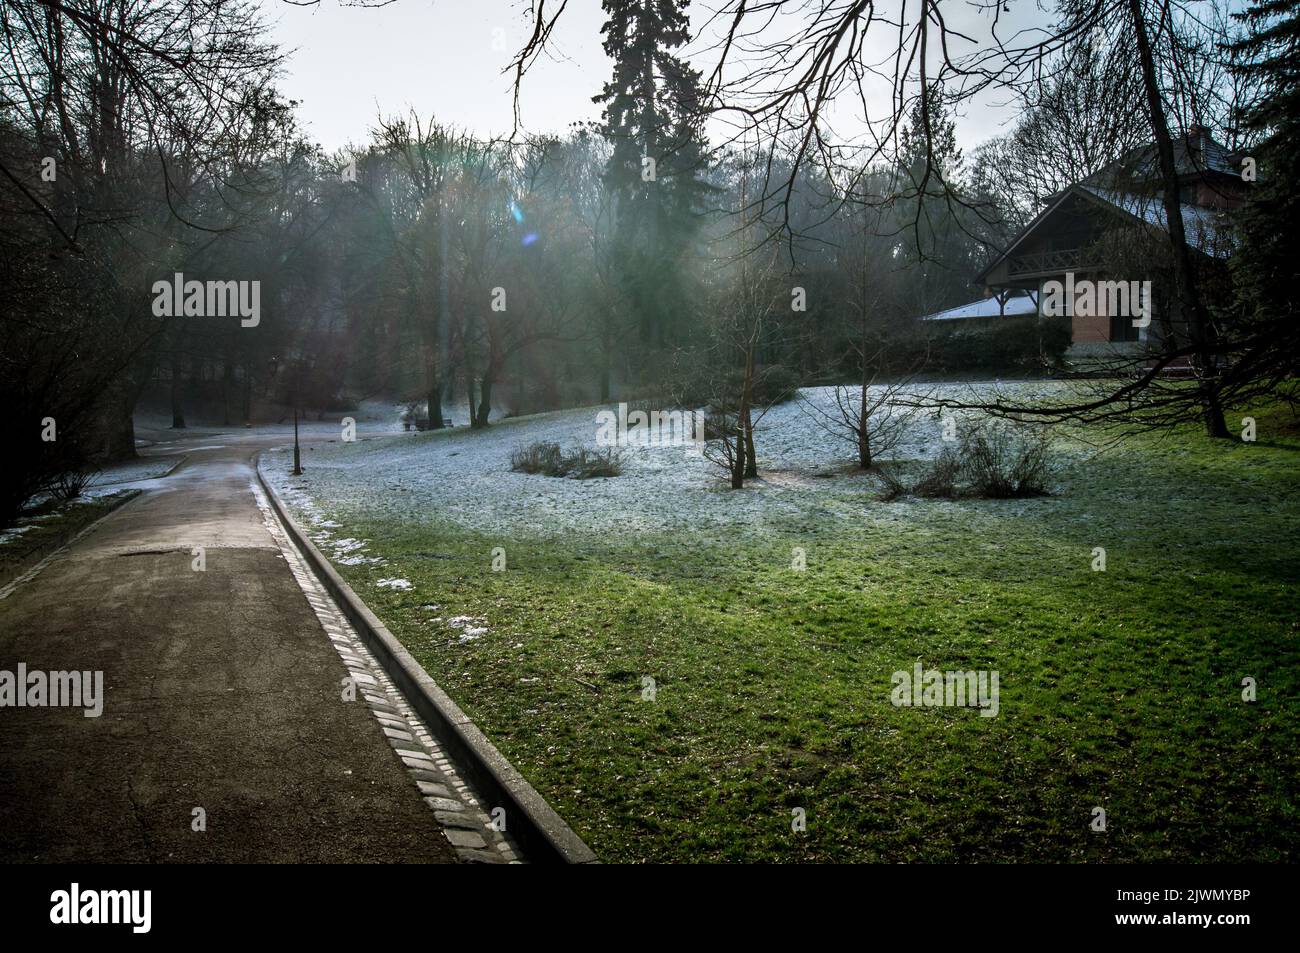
[274,481,385,565]
[261,382,1072,543]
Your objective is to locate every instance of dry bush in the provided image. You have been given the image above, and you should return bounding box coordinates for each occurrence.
[957,422,1053,498]
[510,441,622,479]
[913,450,961,498]
[53,467,96,501]
[874,464,910,501]
[510,441,564,475]
[565,447,624,479]
[880,421,1055,499]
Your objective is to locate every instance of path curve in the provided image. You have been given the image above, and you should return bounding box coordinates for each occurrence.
[0,432,457,863]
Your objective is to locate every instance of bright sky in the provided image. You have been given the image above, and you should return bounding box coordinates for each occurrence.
[260,1,1044,155]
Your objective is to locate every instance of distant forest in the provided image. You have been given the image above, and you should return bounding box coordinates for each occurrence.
[2,0,1296,518]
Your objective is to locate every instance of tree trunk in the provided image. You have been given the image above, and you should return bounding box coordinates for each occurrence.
[599,342,611,403]
[743,405,757,478]
[222,358,233,426]
[733,347,756,488]
[467,372,483,430]
[106,407,137,462]
[858,428,872,470]
[1202,387,1229,438]
[425,345,444,430]
[98,383,137,462]
[858,251,874,469]
[730,427,746,489]
[857,382,871,469]
[475,373,493,428]
[170,355,186,429]
[427,382,444,430]
[1126,0,1229,438]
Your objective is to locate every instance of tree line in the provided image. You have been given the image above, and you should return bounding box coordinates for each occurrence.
[2,0,1296,519]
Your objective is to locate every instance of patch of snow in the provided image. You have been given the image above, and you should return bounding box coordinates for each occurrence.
[153,444,226,454]
[261,382,1076,544]
[88,457,179,488]
[447,615,488,628]
[446,615,490,641]
[376,577,413,591]
[0,525,35,546]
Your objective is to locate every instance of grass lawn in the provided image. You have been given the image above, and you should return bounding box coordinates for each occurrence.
[271,399,1300,862]
[0,491,138,588]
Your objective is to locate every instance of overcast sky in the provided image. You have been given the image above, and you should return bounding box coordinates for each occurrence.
[260,1,1039,155]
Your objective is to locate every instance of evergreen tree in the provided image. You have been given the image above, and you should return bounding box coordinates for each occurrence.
[1228,0,1300,333]
[895,90,981,315]
[594,0,712,358]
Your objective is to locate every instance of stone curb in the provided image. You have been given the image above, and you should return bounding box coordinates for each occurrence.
[256,463,599,865]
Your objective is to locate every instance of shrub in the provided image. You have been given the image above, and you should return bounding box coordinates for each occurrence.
[750,364,801,406]
[921,314,1072,374]
[665,355,802,413]
[510,441,565,475]
[566,447,623,479]
[957,421,1053,498]
[702,410,734,441]
[913,450,961,498]
[510,441,622,479]
[53,467,95,501]
[879,420,1055,499]
[874,464,910,502]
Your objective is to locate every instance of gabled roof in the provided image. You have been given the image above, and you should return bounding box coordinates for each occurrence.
[1085,126,1242,184]
[1078,186,1228,256]
[974,183,1230,285]
[923,290,1038,321]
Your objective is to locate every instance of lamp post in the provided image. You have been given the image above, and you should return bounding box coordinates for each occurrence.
[269,355,302,476]
[292,402,302,476]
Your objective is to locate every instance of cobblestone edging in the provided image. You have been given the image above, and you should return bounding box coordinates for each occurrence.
[251,477,523,864]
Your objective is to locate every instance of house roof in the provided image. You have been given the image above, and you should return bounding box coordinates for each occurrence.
[1078,186,1228,256]
[923,291,1038,321]
[974,183,1230,285]
[975,127,1242,287]
[1084,126,1243,184]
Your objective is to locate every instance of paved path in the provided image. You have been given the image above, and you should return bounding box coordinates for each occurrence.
[0,434,458,863]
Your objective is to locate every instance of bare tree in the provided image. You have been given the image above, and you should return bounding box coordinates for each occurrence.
[512,0,1269,437]
[802,184,922,468]
[369,114,476,429]
[691,258,787,489]
[969,32,1149,229]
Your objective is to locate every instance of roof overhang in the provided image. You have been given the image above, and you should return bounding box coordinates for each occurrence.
[974,184,1220,287]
